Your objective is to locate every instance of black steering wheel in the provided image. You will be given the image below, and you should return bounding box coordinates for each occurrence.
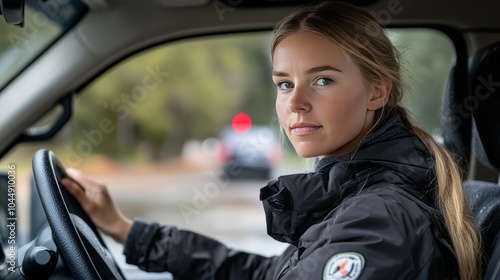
[32,149,124,280]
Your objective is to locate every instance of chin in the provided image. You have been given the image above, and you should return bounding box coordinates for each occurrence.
[295,149,320,159]
[291,143,319,158]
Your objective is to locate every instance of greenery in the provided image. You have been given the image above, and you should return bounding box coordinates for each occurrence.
[69,29,452,162]
[73,33,277,161]
[1,28,453,164]
[392,29,453,134]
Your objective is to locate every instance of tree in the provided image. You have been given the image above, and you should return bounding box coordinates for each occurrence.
[391,29,453,134]
[74,32,276,161]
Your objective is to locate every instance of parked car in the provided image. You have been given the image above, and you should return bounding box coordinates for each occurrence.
[1,0,500,279]
[218,120,281,180]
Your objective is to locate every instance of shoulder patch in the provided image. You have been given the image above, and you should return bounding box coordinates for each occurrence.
[323,252,365,280]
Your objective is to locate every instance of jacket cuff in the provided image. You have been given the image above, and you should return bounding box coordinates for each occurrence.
[123,218,161,265]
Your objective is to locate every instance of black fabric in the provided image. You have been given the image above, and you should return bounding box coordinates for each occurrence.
[463,180,500,275]
[272,184,457,280]
[123,219,162,268]
[260,131,437,246]
[484,234,500,280]
[469,41,500,171]
[440,62,471,172]
[463,181,500,254]
[314,113,406,172]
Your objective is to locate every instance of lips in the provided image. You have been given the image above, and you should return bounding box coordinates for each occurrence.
[290,123,321,136]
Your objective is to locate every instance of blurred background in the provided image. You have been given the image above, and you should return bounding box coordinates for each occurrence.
[0,28,452,276]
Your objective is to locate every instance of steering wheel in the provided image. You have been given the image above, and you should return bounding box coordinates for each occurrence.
[32,149,124,280]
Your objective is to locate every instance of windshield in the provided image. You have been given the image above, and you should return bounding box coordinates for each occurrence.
[0,0,87,90]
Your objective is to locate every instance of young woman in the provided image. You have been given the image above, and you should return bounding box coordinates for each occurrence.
[62,1,481,279]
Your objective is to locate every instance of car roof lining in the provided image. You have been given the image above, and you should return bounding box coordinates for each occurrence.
[73,0,500,68]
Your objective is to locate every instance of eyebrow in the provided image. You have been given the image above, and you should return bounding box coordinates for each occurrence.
[272,65,342,77]
[306,65,342,74]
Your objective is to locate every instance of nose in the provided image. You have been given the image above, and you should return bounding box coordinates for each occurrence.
[288,85,312,113]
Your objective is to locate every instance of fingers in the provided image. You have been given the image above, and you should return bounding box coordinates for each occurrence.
[61,176,88,203]
[65,168,97,190]
[65,168,106,193]
[61,168,105,210]
[61,168,132,243]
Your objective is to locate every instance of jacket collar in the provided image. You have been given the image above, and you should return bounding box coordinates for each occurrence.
[260,117,435,245]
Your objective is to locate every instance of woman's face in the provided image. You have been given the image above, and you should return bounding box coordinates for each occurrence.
[273,31,384,158]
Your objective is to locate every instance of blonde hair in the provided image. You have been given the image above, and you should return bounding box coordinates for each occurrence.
[272,2,481,279]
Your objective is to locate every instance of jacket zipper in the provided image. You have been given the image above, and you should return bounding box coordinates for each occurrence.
[276,266,291,280]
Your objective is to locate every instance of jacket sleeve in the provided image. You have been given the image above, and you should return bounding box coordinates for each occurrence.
[123,219,281,280]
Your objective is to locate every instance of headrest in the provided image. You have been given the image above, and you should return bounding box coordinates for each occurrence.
[469,41,500,171]
[441,56,471,171]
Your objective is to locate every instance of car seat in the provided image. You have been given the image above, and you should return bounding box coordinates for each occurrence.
[440,39,471,173]
[444,40,500,279]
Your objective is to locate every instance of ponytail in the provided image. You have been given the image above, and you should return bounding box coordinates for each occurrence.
[398,107,481,280]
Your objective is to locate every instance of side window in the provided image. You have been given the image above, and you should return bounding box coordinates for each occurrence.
[0,29,454,259]
[390,28,454,135]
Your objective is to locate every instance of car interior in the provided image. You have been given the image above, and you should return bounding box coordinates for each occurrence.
[0,0,500,279]
[454,40,500,279]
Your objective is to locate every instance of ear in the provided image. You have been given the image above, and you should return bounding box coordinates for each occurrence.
[367,79,392,111]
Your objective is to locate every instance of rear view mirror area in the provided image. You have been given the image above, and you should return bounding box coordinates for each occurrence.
[0,0,25,27]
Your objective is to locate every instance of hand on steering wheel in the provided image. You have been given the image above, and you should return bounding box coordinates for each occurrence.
[61,168,132,244]
[32,149,125,280]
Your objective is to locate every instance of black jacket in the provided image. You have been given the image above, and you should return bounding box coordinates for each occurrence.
[123,120,458,280]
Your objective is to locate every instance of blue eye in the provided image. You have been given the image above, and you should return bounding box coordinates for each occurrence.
[316,78,333,86]
[278,82,293,90]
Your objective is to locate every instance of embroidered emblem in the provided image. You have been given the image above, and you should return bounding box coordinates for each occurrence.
[323,252,365,280]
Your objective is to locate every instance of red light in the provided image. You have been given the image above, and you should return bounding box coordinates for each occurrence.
[232,113,252,134]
